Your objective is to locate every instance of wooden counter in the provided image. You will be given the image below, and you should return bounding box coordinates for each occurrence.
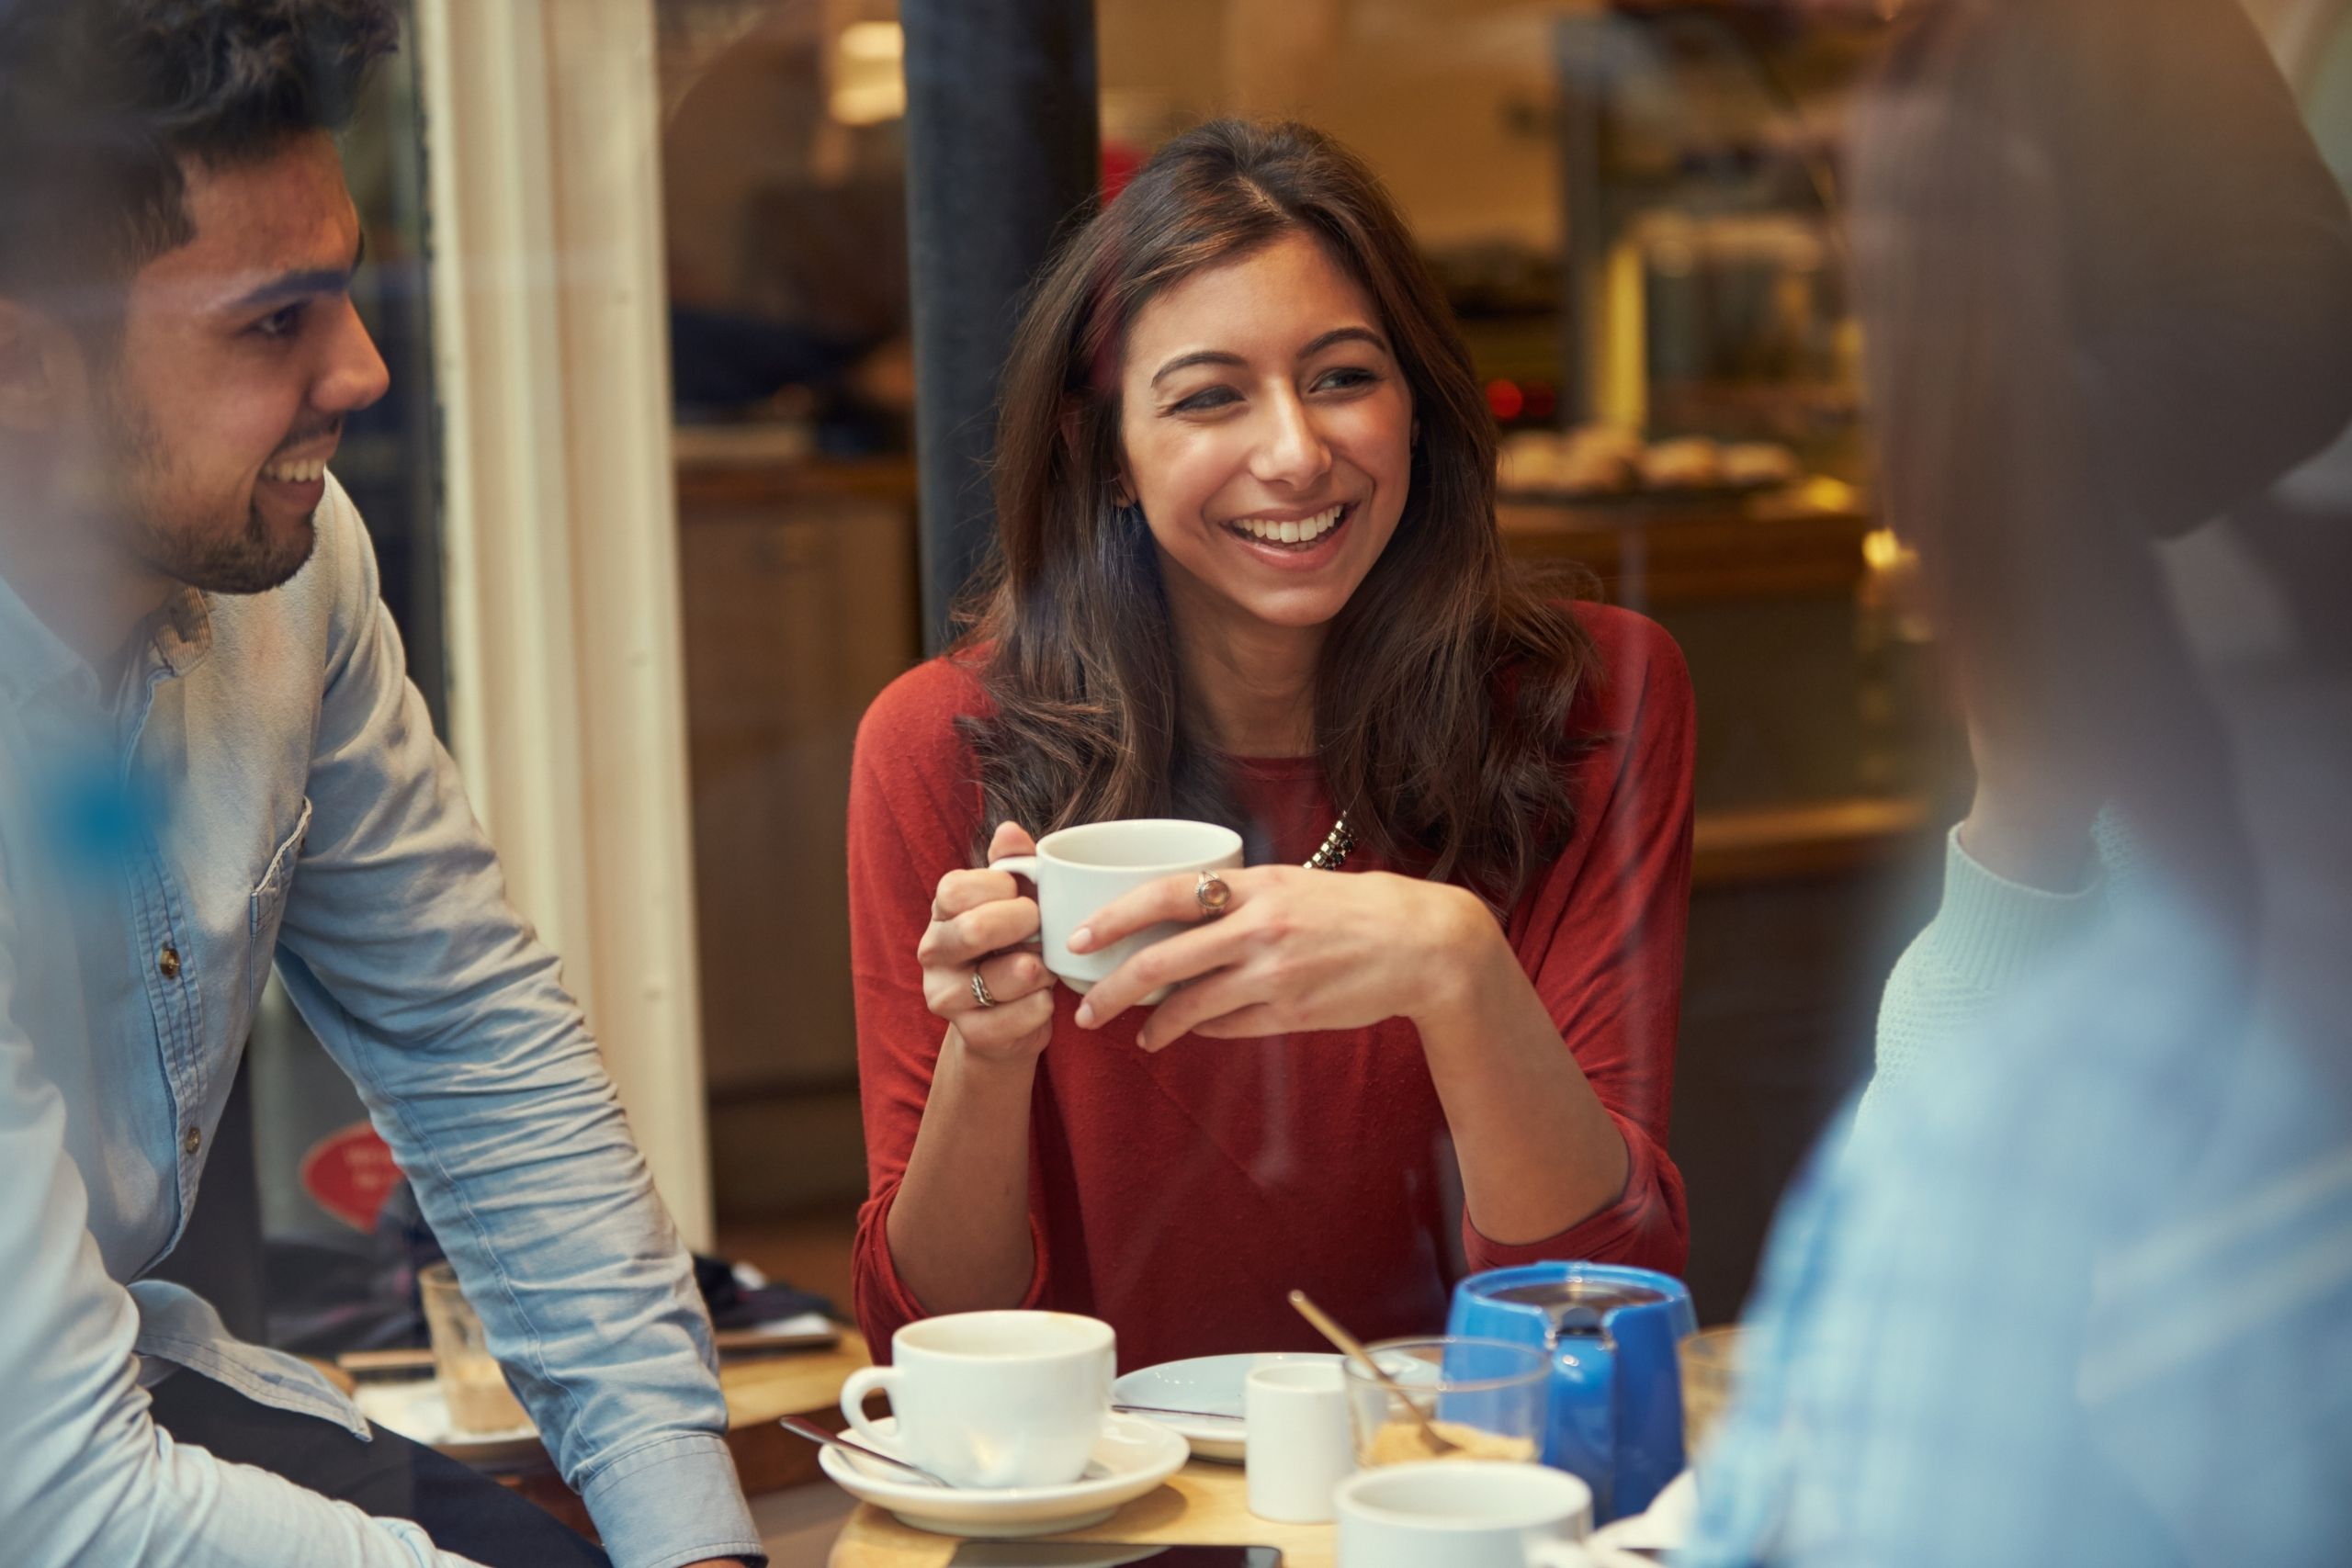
[1499,484,1875,607]
[1691,795,1931,887]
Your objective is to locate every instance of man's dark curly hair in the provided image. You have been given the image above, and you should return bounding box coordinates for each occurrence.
[0,0,398,302]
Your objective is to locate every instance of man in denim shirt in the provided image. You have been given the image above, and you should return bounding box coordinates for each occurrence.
[0,6,760,1565]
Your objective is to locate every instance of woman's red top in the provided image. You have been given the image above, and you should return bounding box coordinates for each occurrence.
[846,603,1694,1371]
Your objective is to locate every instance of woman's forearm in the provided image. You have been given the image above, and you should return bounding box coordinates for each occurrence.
[883,1031,1043,1314]
[1412,906,1631,1246]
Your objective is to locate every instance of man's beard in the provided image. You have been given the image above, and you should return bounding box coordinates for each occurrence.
[97,378,319,597]
[138,501,316,597]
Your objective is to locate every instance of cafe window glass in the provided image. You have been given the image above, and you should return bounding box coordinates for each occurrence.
[658,0,919,1266]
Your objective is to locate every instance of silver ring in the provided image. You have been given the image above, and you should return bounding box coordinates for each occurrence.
[1194,870,1233,919]
[969,969,999,1009]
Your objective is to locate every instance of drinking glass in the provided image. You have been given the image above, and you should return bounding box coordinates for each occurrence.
[1343,1337,1548,1468]
[1678,1325,1746,1459]
[419,1262,529,1435]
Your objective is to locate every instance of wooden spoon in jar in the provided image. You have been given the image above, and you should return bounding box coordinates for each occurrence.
[1288,1289,1460,1456]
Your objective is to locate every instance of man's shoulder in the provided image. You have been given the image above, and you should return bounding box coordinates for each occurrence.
[200,474,375,655]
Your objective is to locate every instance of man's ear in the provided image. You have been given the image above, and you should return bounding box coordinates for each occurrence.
[0,299,85,434]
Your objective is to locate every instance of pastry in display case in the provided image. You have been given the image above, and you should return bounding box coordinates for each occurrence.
[1498,425,1803,503]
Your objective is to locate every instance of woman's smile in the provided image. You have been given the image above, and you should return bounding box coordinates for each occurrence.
[1218,499,1355,563]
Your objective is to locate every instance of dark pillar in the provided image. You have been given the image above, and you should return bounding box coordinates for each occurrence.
[900,0,1100,652]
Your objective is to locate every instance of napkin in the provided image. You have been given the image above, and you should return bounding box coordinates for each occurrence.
[1589,1467,1697,1555]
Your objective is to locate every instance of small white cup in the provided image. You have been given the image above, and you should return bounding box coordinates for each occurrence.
[990,818,1244,998]
[1245,1360,1355,1524]
[838,1310,1114,1489]
[1336,1460,1596,1568]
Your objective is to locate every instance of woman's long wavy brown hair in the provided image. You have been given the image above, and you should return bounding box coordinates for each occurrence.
[957,119,1596,905]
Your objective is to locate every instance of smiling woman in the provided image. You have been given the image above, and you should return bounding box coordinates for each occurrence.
[969,121,1599,897]
[846,121,1696,1371]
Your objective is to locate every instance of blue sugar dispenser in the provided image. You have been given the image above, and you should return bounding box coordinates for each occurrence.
[1447,1261,1697,1522]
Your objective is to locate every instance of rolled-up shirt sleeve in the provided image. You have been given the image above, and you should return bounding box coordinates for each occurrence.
[1464,1106,1686,1276]
[268,487,760,1568]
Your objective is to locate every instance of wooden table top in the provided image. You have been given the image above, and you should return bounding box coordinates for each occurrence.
[721,1334,873,1428]
[828,1458,1332,1566]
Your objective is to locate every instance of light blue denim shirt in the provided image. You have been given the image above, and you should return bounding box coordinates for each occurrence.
[0,479,762,1568]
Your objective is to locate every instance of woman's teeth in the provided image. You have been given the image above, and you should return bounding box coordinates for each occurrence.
[262,457,328,483]
[1231,502,1344,545]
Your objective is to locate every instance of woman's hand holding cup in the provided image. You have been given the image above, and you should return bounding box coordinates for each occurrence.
[925,814,1510,1056]
[1069,863,1500,1051]
[916,821,1057,1065]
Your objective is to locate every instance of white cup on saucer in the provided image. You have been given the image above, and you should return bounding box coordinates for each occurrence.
[989,818,1243,999]
[1336,1460,1596,1568]
[1245,1359,1354,1523]
[838,1310,1115,1489]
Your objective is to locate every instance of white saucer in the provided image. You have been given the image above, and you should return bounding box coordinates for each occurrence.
[1111,1352,1342,1462]
[352,1380,545,1470]
[819,1414,1188,1538]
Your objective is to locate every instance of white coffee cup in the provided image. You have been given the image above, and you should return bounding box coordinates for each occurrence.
[1336,1461,1596,1568]
[1246,1360,1355,1524]
[990,818,1244,998]
[838,1310,1115,1489]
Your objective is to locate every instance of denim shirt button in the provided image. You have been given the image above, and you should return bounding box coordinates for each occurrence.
[158,945,182,980]
[181,1126,201,1156]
